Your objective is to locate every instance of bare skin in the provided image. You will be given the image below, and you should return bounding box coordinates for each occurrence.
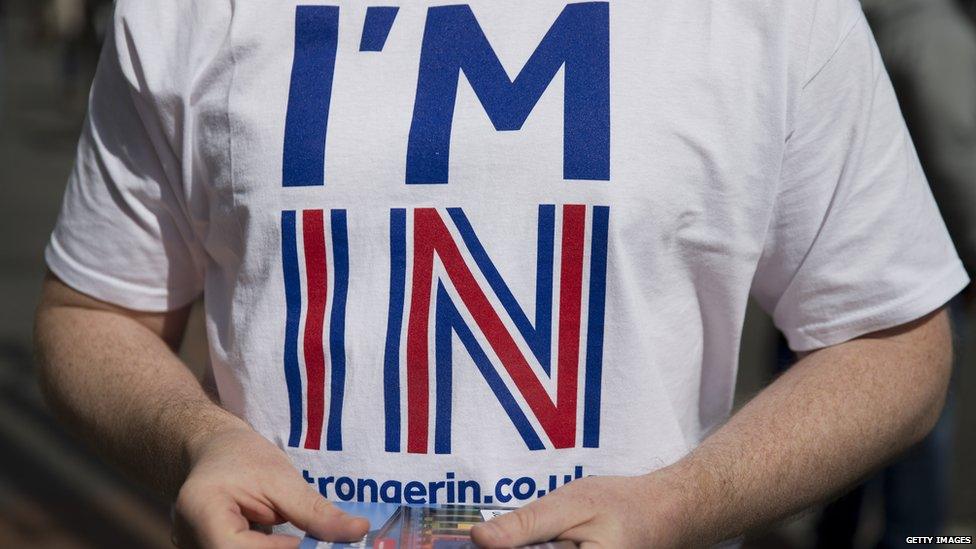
[471,308,952,547]
[34,272,952,548]
[34,274,369,548]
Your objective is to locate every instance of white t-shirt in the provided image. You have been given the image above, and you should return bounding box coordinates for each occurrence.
[47,0,968,511]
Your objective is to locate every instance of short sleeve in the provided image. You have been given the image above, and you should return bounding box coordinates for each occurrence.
[751,4,970,352]
[869,5,976,277]
[45,11,205,312]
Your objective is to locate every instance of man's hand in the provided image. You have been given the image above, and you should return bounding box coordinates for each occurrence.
[471,474,688,548]
[173,425,369,548]
[475,309,952,548]
[34,274,368,548]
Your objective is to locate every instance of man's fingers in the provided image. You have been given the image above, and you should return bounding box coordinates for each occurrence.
[183,529,300,549]
[268,482,369,542]
[175,526,301,549]
[231,530,302,549]
[235,492,286,525]
[470,487,593,548]
[174,491,254,548]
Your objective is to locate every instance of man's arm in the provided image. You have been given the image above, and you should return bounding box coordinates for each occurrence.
[472,309,952,547]
[34,273,368,548]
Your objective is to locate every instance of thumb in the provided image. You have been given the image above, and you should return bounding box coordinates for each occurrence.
[268,480,369,542]
[471,489,590,548]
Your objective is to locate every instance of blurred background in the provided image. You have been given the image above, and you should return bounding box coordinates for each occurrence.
[0,0,972,547]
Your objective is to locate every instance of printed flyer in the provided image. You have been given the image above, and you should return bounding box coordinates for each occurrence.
[300,502,575,548]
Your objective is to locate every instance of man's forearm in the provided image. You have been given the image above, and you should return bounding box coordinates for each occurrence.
[33,277,247,498]
[34,277,372,547]
[469,310,953,548]
[667,310,951,545]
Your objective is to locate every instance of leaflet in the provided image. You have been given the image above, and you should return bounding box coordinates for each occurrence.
[300,502,575,548]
